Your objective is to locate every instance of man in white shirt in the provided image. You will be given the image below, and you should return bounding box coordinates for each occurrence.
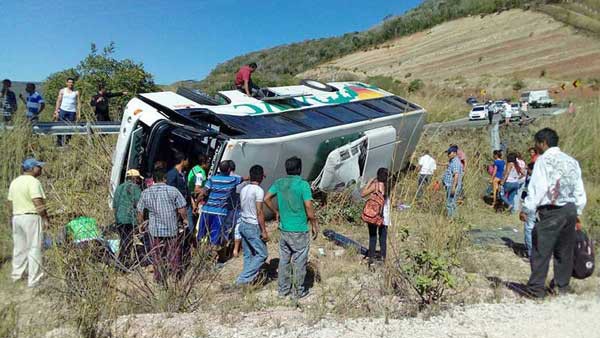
[520,128,586,298]
[502,100,512,125]
[416,150,436,199]
[236,165,269,285]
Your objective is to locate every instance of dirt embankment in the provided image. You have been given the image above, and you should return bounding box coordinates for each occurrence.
[301,9,600,93]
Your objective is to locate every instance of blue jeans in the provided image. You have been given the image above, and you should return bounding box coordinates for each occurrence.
[187,205,195,233]
[57,109,76,146]
[501,182,520,211]
[236,221,268,284]
[278,231,310,296]
[524,210,536,257]
[416,174,431,199]
[445,186,460,218]
[514,183,525,212]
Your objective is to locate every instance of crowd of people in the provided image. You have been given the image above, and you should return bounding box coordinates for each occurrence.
[7,152,320,298]
[1,78,127,146]
[6,123,587,299]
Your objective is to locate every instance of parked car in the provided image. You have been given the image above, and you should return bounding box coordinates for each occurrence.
[466,97,478,106]
[501,103,521,121]
[488,100,506,115]
[511,102,521,114]
[469,105,488,120]
[520,90,554,108]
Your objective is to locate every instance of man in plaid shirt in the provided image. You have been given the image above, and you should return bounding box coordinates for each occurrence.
[443,145,463,218]
[137,169,188,282]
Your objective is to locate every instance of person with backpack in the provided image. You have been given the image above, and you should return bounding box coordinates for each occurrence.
[361,168,391,265]
[520,128,587,298]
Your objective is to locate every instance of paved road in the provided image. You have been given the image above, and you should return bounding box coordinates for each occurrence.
[426,107,566,130]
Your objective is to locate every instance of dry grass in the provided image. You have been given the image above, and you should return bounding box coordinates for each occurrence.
[1,98,599,336]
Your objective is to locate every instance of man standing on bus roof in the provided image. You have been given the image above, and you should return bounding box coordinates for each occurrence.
[235,62,258,97]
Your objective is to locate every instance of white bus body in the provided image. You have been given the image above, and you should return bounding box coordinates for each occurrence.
[109,81,426,198]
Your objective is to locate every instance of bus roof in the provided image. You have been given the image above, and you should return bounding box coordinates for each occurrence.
[140,81,401,117]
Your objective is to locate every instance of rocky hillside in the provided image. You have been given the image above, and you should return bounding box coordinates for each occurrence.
[300,9,600,92]
[194,0,531,93]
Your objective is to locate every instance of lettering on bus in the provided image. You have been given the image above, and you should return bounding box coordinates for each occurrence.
[232,84,385,115]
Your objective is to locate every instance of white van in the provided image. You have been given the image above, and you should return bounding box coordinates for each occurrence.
[109,81,426,198]
[520,90,554,108]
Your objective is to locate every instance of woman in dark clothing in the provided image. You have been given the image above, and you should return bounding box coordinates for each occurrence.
[361,168,391,265]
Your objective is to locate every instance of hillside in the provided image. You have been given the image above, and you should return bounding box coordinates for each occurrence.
[195,0,531,93]
[300,9,600,93]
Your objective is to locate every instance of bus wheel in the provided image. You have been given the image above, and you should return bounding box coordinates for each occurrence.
[300,79,338,92]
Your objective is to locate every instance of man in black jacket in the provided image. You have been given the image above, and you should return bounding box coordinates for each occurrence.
[90,85,128,121]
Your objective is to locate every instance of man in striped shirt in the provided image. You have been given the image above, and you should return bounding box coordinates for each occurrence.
[19,83,45,122]
[197,161,244,247]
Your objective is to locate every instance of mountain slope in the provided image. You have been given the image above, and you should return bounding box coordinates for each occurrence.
[300,9,600,92]
[196,0,529,92]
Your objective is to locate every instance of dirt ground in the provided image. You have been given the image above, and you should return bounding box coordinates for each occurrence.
[301,9,600,96]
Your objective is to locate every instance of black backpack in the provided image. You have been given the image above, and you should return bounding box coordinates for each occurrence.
[572,230,595,279]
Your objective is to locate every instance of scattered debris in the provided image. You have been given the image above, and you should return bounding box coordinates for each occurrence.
[323,229,368,256]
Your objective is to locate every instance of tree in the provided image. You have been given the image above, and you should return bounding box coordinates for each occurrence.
[43,42,158,121]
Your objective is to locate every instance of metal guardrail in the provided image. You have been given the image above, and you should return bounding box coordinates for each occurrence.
[0,121,122,135]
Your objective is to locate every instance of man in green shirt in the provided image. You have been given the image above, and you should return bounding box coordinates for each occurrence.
[265,156,319,299]
[112,169,142,267]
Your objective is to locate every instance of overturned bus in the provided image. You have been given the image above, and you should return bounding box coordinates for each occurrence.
[109,80,426,197]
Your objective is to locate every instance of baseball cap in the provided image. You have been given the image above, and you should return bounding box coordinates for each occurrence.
[126,169,143,179]
[22,158,45,171]
[447,146,459,154]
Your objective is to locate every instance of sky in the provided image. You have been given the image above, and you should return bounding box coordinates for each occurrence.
[0,0,420,84]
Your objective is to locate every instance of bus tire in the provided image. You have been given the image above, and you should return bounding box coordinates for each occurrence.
[300,79,338,92]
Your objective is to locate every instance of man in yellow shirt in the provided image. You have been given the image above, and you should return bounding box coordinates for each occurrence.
[7,158,49,287]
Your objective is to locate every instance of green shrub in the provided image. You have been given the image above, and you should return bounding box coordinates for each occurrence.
[512,79,525,91]
[408,79,424,93]
[400,249,460,305]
